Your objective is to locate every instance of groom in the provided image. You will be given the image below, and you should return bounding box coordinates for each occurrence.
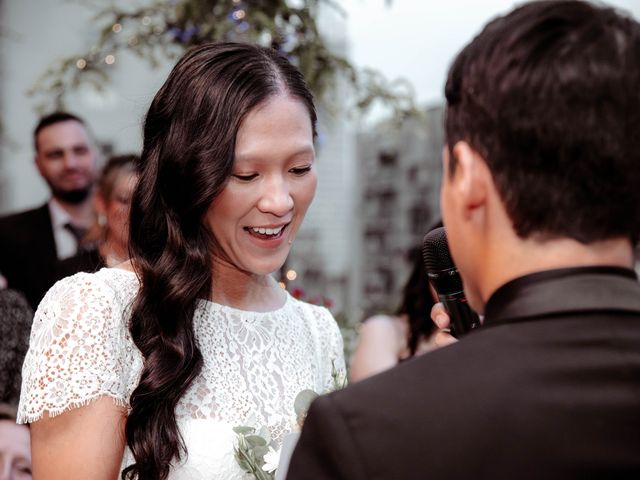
[287,1,640,478]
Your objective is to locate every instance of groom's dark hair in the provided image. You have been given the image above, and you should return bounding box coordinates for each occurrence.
[444,0,640,243]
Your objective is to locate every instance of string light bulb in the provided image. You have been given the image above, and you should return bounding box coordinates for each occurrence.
[286,270,297,281]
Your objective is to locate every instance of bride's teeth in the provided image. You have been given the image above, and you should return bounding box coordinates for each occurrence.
[250,226,283,236]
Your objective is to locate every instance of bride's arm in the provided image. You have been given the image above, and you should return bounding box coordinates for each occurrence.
[31,397,127,479]
[18,273,137,479]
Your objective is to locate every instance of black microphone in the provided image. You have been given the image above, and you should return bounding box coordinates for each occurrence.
[422,226,481,338]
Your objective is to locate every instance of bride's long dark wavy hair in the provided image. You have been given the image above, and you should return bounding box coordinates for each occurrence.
[122,42,317,480]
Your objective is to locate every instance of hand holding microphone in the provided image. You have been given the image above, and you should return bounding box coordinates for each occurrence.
[427,302,458,348]
[422,226,482,339]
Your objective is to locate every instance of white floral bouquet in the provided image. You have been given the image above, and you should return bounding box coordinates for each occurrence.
[234,362,347,479]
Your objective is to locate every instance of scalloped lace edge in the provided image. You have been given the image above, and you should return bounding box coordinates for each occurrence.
[18,393,129,424]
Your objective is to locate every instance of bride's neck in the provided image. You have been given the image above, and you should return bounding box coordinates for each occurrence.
[99,238,129,267]
[210,262,284,312]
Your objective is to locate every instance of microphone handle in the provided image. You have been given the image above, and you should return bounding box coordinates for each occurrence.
[439,291,482,338]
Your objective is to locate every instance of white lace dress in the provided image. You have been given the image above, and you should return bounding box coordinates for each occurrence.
[18,268,346,479]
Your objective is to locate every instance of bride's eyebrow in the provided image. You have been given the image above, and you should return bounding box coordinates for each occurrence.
[234,145,315,164]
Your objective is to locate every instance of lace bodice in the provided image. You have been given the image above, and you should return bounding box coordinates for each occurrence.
[18,268,346,479]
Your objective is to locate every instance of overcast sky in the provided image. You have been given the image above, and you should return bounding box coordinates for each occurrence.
[341,0,640,111]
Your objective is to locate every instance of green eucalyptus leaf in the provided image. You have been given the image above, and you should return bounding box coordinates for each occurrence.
[257,426,272,444]
[294,389,319,417]
[233,426,255,435]
[253,444,269,458]
[245,434,268,448]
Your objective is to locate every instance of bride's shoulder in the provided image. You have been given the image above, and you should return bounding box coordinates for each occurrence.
[37,268,137,327]
[287,294,337,331]
[288,293,326,314]
[19,268,141,424]
[70,266,135,292]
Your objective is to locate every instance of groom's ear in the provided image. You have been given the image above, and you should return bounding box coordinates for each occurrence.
[446,141,491,223]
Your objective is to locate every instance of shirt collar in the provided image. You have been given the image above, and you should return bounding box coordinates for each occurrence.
[48,198,73,230]
[483,266,640,327]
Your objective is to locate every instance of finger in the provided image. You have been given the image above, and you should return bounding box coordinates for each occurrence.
[433,329,457,347]
[431,302,450,329]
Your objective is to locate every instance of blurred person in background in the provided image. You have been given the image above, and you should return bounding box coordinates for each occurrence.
[0,112,100,309]
[57,154,139,277]
[0,403,31,480]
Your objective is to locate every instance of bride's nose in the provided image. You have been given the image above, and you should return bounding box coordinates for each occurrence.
[257,175,294,216]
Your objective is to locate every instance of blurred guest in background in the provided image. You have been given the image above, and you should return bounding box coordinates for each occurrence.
[0,403,32,480]
[349,246,436,381]
[57,154,139,277]
[0,112,100,309]
[0,290,32,405]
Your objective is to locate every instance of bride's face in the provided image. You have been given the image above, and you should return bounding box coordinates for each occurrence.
[206,94,317,277]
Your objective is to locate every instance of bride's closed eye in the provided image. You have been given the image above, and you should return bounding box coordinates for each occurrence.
[290,165,312,176]
[232,173,259,182]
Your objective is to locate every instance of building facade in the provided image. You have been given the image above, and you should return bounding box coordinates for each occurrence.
[355,105,444,319]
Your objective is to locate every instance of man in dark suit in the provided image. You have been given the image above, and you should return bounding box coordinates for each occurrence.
[287,1,640,478]
[0,112,99,309]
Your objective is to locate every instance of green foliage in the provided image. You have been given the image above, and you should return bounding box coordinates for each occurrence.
[233,365,347,478]
[233,425,276,480]
[30,0,417,118]
[293,388,318,426]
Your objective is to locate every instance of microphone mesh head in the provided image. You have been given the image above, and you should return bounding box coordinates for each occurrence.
[422,226,454,273]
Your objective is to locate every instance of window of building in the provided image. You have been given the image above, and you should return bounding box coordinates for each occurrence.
[378,151,398,167]
[409,204,432,236]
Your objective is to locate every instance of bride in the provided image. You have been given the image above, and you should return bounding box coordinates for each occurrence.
[18,42,345,480]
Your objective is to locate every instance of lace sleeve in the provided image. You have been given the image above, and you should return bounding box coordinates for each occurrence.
[17,272,138,423]
[311,306,347,393]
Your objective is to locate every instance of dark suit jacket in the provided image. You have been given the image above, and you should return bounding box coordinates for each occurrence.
[0,204,59,309]
[287,267,640,480]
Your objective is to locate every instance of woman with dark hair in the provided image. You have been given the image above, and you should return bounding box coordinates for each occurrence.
[17,42,345,480]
